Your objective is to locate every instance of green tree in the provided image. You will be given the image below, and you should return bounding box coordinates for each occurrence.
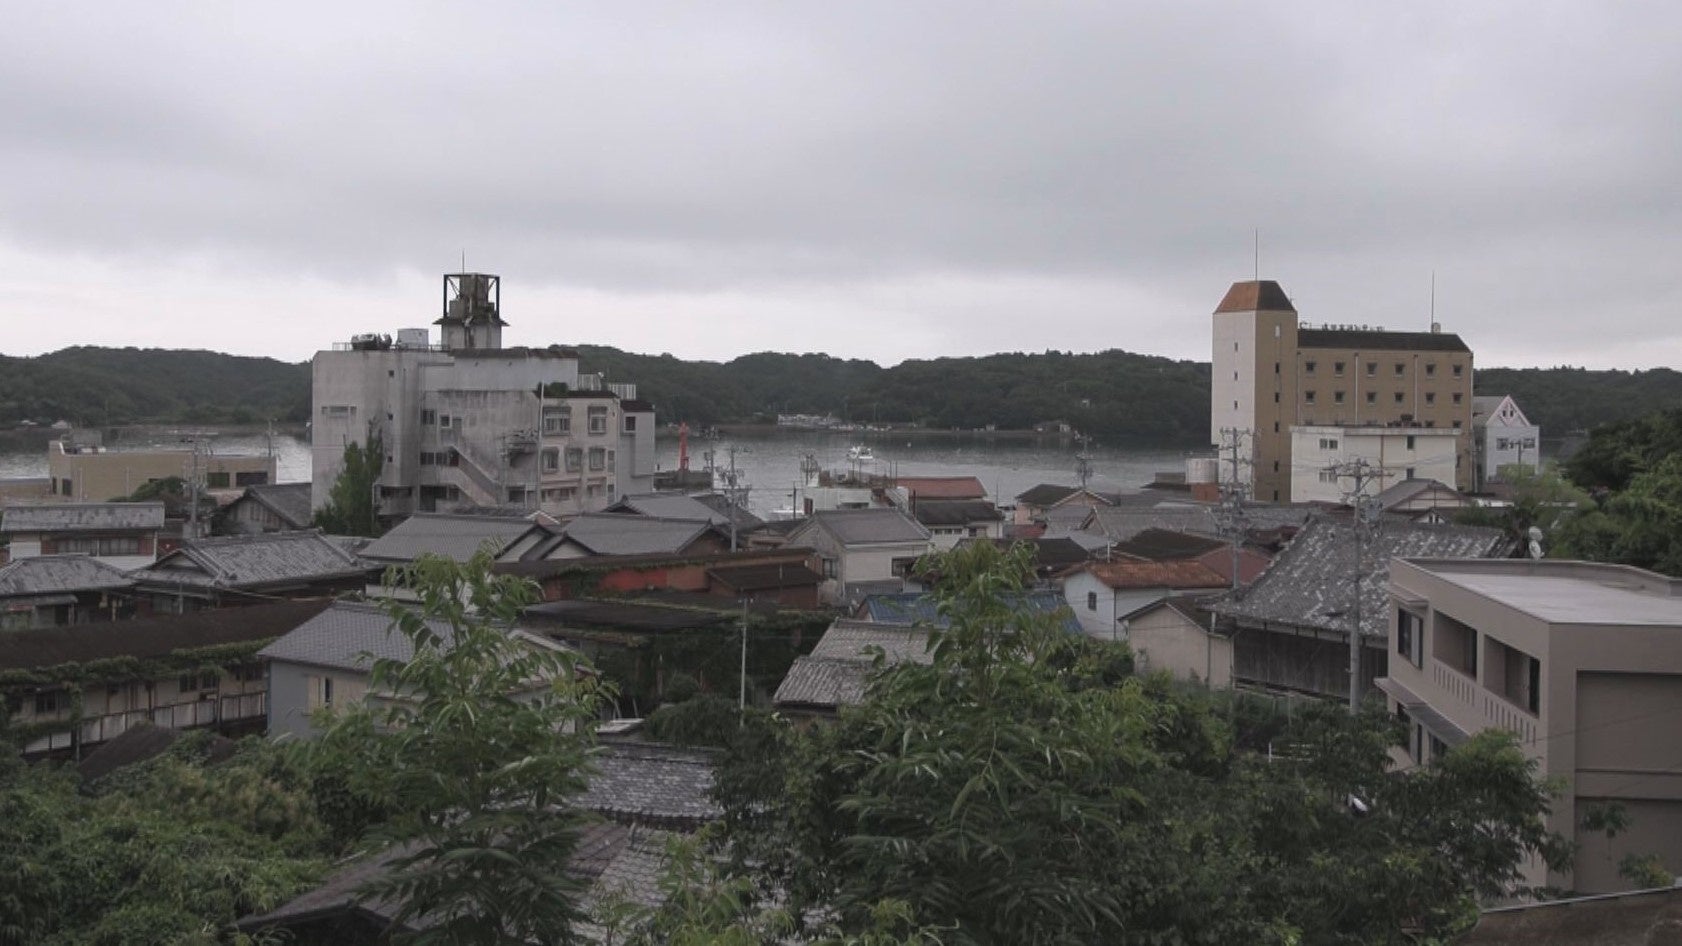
[306,553,611,945]
[1453,463,1590,547]
[313,432,384,537]
[715,542,1571,945]
[1555,452,1682,576]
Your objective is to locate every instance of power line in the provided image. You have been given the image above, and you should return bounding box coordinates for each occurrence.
[1327,457,1384,711]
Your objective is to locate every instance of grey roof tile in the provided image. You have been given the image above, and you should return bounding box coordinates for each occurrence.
[911,499,1003,526]
[257,600,566,673]
[558,515,713,557]
[1,502,165,534]
[575,742,720,829]
[0,555,135,597]
[131,531,367,589]
[787,508,930,546]
[240,483,313,529]
[775,619,936,712]
[360,513,541,563]
[1213,515,1510,639]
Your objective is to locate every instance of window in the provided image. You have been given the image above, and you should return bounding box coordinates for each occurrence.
[1305,390,1317,404]
[308,675,335,710]
[1319,437,1339,450]
[206,471,231,489]
[320,405,355,418]
[1394,392,1404,404]
[235,471,268,486]
[1333,361,1345,376]
[1405,435,1416,450]
[1334,391,1346,404]
[1273,392,1280,403]
[421,409,437,425]
[438,414,452,429]
[1405,466,1416,479]
[587,406,609,435]
[179,673,201,693]
[34,689,66,714]
[1087,591,1098,611]
[1365,391,1376,404]
[541,448,560,473]
[1394,362,1405,376]
[56,536,142,556]
[822,558,838,579]
[542,406,571,435]
[624,415,637,432]
[1452,364,1464,377]
[607,450,616,472]
[1425,392,1436,405]
[1318,470,1338,483]
[1366,362,1377,377]
[588,447,606,471]
[1305,360,1317,373]
[1453,421,1462,429]
[565,447,583,473]
[231,662,264,683]
[1425,363,1437,377]
[1274,362,1280,374]
[1451,393,1462,405]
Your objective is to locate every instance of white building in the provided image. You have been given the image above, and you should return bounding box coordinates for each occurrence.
[311,274,655,521]
[1472,395,1541,490]
[1290,425,1460,504]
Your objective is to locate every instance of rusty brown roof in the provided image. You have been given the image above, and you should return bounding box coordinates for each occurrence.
[1214,280,1295,313]
[1080,559,1228,590]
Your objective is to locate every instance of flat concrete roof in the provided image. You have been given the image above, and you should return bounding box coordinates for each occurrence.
[1402,559,1682,626]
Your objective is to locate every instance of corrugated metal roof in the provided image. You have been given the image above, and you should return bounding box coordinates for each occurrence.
[1,502,165,534]
[0,555,135,596]
[360,513,540,563]
[131,531,367,589]
[1213,515,1510,639]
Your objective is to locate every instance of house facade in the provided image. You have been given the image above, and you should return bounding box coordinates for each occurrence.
[785,508,932,604]
[1289,426,1461,504]
[1472,395,1542,490]
[0,502,165,571]
[0,555,135,630]
[1211,280,1476,501]
[1380,557,1682,893]
[1060,559,1227,641]
[311,273,656,522]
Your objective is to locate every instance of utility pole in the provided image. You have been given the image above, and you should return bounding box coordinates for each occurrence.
[1328,457,1386,712]
[1074,434,1094,489]
[738,595,750,712]
[1215,428,1252,592]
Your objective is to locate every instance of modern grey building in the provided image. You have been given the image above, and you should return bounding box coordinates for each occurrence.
[311,273,656,522]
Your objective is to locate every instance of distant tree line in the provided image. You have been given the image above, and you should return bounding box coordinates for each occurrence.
[6,345,1682,446]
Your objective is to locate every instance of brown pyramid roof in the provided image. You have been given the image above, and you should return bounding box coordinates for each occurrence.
[1214,280,1295,314]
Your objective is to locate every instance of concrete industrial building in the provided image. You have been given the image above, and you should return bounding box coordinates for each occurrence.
[1379,558,1682,893]
[311,274,656,521]
[1210,280,1475,502]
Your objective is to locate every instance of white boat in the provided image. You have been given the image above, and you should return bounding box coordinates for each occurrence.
[846,445,875,463]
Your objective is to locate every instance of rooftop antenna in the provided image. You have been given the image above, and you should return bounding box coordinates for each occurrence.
[1253,229,1260,281]
[1429,270,1436,329]
[461,250,466,273]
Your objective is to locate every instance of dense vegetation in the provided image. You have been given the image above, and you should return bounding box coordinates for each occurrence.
[7,345,1682,446]
[0,347,310,427]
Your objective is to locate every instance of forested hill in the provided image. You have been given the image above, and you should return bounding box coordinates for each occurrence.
[0,347,310,426]
[3,345,1679,444]
[576,346,1213,444]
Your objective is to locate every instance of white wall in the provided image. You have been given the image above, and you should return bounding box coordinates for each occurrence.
[1290,426,1460,504]
[1129,606,1230,687]
[1210,311,1256,449]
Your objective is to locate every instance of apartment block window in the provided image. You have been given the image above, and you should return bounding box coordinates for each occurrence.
[1452,393,1463,405]
[587,406,609,435]
[1333,361,1345,376]
[1305,390,1317,404]
[624,415,637,432]
[1087,591,1098,611]
[1334,391,1346,404]
[565,447,583,473]
[1405,435,1416,450]
[1425,363,1437,377]
[541,448,560,473]
[1273,392,1280,403]
[1319,437,1339,450]
[1365,391,1376,404]
[588,447,606,471]
[607,450,616,472]
[1318,470,1338,483]
[1453,421,1463,429]
[421,409,436,425]
[1305,360,1317,373]
[1452,364,1464,378]
[34,689,66,714]
[320,405,355,418]
[542,406,571,435]
[1394,392,1404,404]
[1394,363,1405,376]
[308,675,335,711]
[1366,362,1377,377]
[57,536,142,556]
[1425,392,1436,405]
[206,472,231,489]
[1274,362,1280,374]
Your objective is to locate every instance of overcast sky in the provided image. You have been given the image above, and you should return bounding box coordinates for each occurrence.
[3,2,1678,369]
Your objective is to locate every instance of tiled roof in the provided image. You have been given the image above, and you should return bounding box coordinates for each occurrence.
[688,492,765,532]
[359,513,540,563]
[1212,515,1510,639]
[911,499,1003,527]
[705,561,824,591]
[955,536,1092,570]
[788,508,930,546]
[258,600,566,673]
[1086,505,1222,542]
[131,531,368,590]
[1297,328,1470,353]
[240,483,313,530]
[558,514,714,556]
[775,619,940,712]
[575,741,720,830]
[1109,527,1228,561]
[0,599,331,673]
[1077,559,1229,591]
[1214,280,1295,314]
[1015,484,1081,507]
[1372,478,1460,509]
[0,555,134,597]
[1,502,165,534]
[606,494,733,527]
[896,476,987,500]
